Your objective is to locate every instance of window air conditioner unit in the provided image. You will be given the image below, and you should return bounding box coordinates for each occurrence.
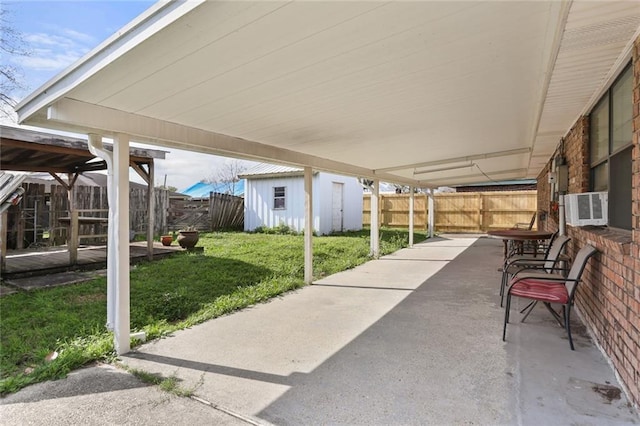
[564,192,608,227]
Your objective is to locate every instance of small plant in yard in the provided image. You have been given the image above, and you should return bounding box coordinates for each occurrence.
[253,222,298,235]
[0,228,426,395]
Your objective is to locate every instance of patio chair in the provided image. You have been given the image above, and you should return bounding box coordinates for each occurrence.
[499,233,568,306]
[512,212,536,230]
[507,212,537,254]
[502,244,598,350]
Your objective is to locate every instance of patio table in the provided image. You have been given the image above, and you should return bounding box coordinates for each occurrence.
[487,229,554,259]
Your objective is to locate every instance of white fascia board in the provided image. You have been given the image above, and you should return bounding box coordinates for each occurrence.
[43,98,422,187]
[15,0,204,122]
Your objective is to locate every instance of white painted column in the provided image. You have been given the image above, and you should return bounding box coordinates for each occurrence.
[304,167,313,284]
[147,161,155,260]
[428,190,435,239]
[409,186,414,247]
[370,180,380,258]
[88,134,116,331]
[114,133,131,354]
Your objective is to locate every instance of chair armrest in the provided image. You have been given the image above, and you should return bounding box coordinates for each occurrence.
[511,274,579,285]
[505,257,548,268]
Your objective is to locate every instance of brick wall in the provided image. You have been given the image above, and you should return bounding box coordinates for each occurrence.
[536,36,640,408]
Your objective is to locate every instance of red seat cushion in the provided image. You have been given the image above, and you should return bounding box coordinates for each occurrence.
[509,278,569,304]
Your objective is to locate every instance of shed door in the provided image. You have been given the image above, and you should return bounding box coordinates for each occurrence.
[331,182,344,232]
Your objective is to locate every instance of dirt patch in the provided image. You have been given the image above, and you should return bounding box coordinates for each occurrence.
[592,383,622,404]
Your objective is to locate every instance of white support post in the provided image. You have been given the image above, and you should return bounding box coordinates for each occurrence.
[114,133,130,354]
[88,134,116,331]
[428,190,435,239]
[409,187,414,247]
[304,167,313,284]
[370,180,380,258]
[147,161,155,260]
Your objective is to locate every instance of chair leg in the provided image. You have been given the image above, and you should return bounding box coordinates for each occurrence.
[564,304,574,351]
[502,293,511,341]
[500,270,507,307]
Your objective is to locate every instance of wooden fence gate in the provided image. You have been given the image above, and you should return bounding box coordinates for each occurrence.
[168,192,244,231]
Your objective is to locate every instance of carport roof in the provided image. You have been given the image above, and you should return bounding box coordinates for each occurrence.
[14,1,640,187]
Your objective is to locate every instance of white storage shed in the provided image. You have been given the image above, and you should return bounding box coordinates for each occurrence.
[241,164,363,235]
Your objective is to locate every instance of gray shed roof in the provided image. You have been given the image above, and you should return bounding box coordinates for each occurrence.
[239,163,305,179]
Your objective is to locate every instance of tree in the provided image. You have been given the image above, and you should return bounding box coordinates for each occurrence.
[207,159,247,195]
[0,6,30,119]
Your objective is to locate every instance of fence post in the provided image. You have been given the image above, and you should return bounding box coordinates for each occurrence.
[428,191,435,238]
[423,193,428,230]
[209,191,214,230]
[409,188,414,247]
[478,193,484,232]
[69,209,79,265]
[16,185,25,249]
[0,211,7,273]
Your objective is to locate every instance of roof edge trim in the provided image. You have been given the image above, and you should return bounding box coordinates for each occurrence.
[38,97,423,188]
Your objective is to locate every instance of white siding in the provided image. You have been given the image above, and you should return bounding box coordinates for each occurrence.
[244,173,362,234]
[315,172,363,234]
[244,175,320,232]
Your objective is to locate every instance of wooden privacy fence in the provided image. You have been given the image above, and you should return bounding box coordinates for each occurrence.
[5,183,169,249]
[167,192,244,231]
[210,193,244,230]
[363,191,537,233]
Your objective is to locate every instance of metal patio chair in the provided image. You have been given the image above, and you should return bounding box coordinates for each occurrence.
[499,232,567,306]
[512,212,536,230]
[508,212,538,254]
[502,244,598,350]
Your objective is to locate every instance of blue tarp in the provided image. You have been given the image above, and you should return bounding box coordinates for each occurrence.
[179,181,244,198]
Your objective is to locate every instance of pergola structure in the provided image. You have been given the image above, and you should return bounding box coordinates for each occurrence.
[0,125,165,330]
[14,1,640,354]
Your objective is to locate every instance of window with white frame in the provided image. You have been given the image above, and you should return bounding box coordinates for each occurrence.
[589,63,632,230]
[273,186,286,210]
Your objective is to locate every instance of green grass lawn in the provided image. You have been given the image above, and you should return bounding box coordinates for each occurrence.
[0,228,426,394]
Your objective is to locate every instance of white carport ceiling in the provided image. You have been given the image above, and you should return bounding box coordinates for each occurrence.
[16,1,640,187]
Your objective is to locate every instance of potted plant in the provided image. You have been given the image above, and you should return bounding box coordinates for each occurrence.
[177,226,199,249]
[160,235,173,246]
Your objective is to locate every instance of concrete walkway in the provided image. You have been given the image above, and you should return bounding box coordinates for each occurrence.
[1,236,638,425]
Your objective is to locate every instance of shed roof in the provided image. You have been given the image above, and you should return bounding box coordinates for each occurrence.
[0,125,166,173]
[180,180,245,197]
[239,163,304,179]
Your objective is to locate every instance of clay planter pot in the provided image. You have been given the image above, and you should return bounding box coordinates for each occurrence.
[160,235,173,246]
[177,230,199,249]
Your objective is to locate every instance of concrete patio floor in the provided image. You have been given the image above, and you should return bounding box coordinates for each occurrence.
[1,236,638,425]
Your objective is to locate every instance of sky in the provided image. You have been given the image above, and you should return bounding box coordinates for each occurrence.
[3,0,255,191]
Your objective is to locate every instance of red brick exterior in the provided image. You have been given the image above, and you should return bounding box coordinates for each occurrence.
[537,36,640,408]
